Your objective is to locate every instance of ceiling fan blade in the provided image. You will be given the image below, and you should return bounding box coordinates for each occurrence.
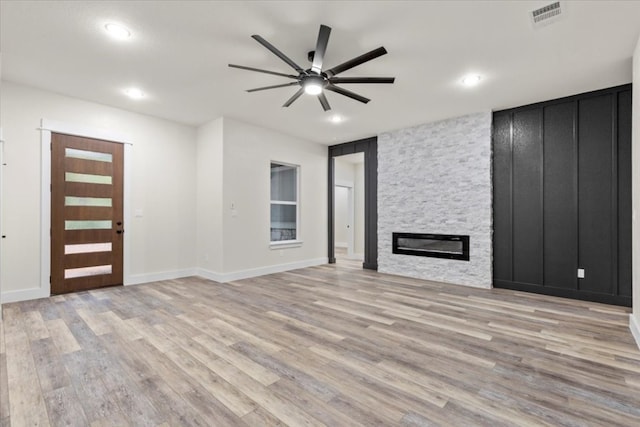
[283,88,305,107]
[311,25,331,74]
[228,64,298,79]
[329,77,395,84]
[252,35,304,73]
[318,92,331,111]
[325,47,388,77]
[325,84,370,104]
[247,82,300,93]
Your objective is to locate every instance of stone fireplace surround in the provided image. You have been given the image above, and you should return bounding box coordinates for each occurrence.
[378,112,492,289]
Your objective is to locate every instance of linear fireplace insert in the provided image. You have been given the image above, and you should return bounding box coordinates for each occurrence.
[392,233,470,261]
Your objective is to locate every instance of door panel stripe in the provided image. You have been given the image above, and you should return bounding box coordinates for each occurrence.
[65,157,113,176]
[64,206,113,221]
[65,182,113,198]
[64,229,113,245]
[65,252,112,269]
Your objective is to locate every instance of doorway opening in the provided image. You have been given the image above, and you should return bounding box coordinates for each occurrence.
[328,136,378,270]
[334,153,365,263]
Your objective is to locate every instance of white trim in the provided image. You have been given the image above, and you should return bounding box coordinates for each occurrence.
[347,186,355,257]
[40,119,130,144]
[1,287,50,304]
[630,314,640,351]
[335,242,348,248]
[335,179,354,188]
[269,240,303,249]
[270,160,301,245]
[40,119,133,299]
[197,257,328,283]
[0,128,4,315]
[40,129,52,297]
[126,268,198,286]
[123,144,132,284]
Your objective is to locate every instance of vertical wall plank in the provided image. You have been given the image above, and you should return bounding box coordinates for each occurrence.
[543,101,577,289]
[578,94,613,294]
[616,90,632,297]
[512,109,543,286]
[492,112,513,282]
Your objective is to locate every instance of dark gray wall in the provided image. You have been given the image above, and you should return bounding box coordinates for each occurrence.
[493,84,632,306]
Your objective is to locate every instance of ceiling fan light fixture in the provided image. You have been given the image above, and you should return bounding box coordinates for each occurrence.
[303,76,324,95]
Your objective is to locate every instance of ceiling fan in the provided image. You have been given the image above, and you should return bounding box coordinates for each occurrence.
[229,25,395,111]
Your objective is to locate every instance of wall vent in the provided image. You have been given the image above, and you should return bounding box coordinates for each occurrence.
[531,2,563,27]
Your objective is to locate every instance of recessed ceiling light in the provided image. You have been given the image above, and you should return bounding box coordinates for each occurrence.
[330,115,342,124]
[105,23,131,40]
[461,74,482,87]
[124,88,145,100]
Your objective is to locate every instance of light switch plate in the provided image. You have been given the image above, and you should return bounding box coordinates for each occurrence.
[577,268,585,279]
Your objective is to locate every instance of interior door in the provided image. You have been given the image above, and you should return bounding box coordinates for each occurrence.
[51,133,124,294]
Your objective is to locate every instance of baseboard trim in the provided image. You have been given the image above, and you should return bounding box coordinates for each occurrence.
[630,315,640,351]
[125,268,198,286]
[335,242,347,248]
[197,257,328,283]
[494,279,632,306]
[1,260,329,303]
[1,287,49,304]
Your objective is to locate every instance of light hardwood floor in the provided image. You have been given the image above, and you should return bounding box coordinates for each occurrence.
[1,261,639,426]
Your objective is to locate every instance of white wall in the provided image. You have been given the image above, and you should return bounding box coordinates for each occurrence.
[220,118,327,275]
[378,112,493,288]
[196,117,224,273]
[335,157,355,183]
[631,35,640,349]
[334,186,349,246]
[334,156,365,257]
[0,81,197,301]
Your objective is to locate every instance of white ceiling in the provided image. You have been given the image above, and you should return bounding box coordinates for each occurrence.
[1,1,639,144]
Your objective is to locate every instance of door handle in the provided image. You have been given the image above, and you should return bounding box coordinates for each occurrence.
[116,230,124,234]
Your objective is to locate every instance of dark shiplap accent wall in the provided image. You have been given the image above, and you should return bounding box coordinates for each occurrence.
[328,137,378,270]
[493,84,632,306]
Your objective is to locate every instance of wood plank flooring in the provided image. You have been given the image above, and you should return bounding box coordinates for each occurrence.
[1,260,639,426]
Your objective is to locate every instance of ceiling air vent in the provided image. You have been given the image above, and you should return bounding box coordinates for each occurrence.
[531,2,563,27]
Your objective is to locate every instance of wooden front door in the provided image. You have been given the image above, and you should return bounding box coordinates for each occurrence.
[51,133,124,294]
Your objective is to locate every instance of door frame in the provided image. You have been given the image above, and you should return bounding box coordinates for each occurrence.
[40,118,132,297]
[328,136,377,270]
[335,181,355,258]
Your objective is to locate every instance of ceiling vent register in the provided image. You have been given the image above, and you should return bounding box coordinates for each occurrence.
[531,2,563,27]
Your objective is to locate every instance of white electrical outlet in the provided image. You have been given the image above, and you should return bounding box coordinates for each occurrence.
[577,268,585,279]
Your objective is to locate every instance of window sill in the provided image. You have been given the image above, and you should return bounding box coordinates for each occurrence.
[270,240,303,249]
